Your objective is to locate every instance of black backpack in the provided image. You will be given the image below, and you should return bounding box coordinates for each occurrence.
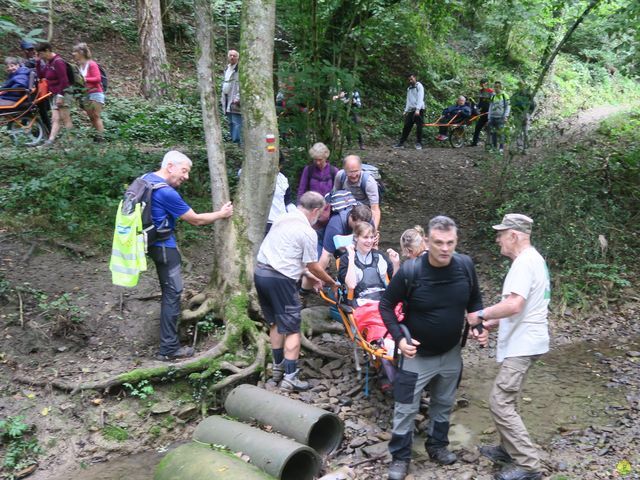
[402,252,475,300]
[122,175,171,248]
[97,63,108,92]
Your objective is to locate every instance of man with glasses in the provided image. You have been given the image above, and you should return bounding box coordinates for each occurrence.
[333,155,381,229]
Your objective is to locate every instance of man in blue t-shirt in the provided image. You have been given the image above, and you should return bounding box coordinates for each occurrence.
[147,151,233,361]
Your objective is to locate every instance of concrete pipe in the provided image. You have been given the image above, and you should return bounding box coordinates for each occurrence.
[224,384,344,455]
[154,442,274,480]
[193,415,321,480]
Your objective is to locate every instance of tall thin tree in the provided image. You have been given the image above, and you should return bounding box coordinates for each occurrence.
[137,0,171,98]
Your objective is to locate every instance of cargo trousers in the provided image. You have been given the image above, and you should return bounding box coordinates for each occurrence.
[388,344,462,460]
[489,355,542,471]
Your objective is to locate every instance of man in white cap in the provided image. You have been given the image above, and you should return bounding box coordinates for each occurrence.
[147,151,233,361]
[469,213,550,480]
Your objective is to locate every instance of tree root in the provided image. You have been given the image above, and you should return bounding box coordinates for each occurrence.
[208,332,268,393]
[301,332,342,360]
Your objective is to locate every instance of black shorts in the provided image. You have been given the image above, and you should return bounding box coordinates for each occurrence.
[254,264,302,334]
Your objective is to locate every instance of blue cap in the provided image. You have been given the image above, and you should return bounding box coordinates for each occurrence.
[20,40,35,50]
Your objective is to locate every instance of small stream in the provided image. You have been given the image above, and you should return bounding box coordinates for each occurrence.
[60,338,632,479]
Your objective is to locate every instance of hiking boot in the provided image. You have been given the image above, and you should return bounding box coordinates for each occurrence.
[415,142,422,150]
[271,360,285,383]
[479,444,513,464]
[156,345,195,362]
[494,465,542,480]
[427,446,457,465]
[393,143,404,148]
[387,459,410,480]
[280,369,310,392]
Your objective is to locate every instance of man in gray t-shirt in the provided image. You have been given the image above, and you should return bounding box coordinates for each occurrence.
[255,191,338,392]
[333,155,380,229]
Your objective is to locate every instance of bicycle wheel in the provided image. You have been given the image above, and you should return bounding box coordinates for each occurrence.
[8,115,45,146]
[449,127,465,148]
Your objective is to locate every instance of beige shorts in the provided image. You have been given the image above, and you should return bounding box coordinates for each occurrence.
[50,93,73,110]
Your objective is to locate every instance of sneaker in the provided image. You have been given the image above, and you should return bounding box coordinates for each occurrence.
[280,369,310,392]
[156,345,195,362]
[499,148,504,154]
[393,143,404,149]
[479,444,513,464]
[272,360,285,383]
[427,446,457,465]
[494,465,542,480]
[387,459,410,480]
[415,143,422,150]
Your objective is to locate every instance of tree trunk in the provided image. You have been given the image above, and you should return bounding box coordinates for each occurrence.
[47,0,53,41]
[137,0,171,98]
[237,0,279,269]
[532,0,602,99]
[192,0,242,315]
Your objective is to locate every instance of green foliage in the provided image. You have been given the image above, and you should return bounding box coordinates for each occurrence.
[102,425,129,442]
[484,112,640,308]
[123,380,155,400]
[0,415,42,479]
[0,145,214,247]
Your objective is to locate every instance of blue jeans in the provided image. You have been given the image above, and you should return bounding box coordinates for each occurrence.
[227,112,242,144]
[149,246,183,355]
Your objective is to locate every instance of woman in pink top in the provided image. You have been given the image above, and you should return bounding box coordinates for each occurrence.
[72,43,105,139]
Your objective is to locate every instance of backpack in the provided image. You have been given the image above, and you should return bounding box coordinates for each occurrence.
[64,60,85,89]
[353,251,387,301]
[121,175,171,250]
[325,189,359,215]
[338,163,386,203]
[402,252,475,300]
[97,63,108,92]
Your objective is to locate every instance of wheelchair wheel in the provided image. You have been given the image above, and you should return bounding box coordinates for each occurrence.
[8,116,45,147]
[449,126,465,148]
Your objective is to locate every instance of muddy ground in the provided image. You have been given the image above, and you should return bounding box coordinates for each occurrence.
[1,106,639,480]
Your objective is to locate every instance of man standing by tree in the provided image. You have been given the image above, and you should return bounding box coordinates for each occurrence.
[379,216,485,480]
[148,151,233,361]
[470,78,494,147]
[221,49,241,144]
[471,214,549,480]
[394,73,425,150]
[255,191,339,391]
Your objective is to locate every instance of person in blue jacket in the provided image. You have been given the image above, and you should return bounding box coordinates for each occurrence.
[0,57,31,105]
[436,95,472,141]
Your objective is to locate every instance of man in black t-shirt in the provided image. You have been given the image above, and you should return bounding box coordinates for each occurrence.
[379,216,485,480]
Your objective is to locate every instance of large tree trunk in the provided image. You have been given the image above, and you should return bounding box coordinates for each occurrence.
[137,0,171,98]
[237,0,279,270]
[532,0,602,99]
[191,0,243,316]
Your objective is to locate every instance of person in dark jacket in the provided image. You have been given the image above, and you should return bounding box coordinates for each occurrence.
[380,215,486,480]
[0,57,31,105]
[19,39,51,132]
[35,42,73,146]
[436,96,472,141]
[470,78,494,146]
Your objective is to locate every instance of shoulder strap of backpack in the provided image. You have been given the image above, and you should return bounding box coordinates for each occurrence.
[402,255,423,300]
[339,170,346,190]
[360,171,369,192]
[454,253,475,291]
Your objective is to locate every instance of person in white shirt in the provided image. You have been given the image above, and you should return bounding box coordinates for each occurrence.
[221,49,241,143]
[393,73,426,150]
[266,153,294,234]
[255,191,339,392]
[470,213,550,480]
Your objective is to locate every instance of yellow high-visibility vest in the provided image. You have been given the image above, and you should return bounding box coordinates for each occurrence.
[109,201,147,287]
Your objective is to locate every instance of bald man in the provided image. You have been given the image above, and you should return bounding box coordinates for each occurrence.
[221,49,241,143]
[333,155,381,229]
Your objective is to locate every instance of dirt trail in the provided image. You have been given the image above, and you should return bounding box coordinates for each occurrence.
[0,104,637,480]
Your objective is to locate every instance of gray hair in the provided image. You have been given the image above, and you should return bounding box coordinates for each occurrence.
[428,215,457,234]
[308,142,330,160]
[162,150,192,169]
[299,191,325,210]
[4,57,21,66]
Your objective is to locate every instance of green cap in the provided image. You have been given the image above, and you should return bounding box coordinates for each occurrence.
[492,213,533,234]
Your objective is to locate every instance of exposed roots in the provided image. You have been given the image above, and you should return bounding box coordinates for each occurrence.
[13,292,264,396]
[301,332,342,360]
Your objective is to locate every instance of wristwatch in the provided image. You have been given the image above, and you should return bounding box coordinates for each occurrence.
[477,309,485,320]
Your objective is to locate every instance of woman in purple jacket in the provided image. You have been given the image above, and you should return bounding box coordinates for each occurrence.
[297,142,338,199]
[35,42,73,146]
